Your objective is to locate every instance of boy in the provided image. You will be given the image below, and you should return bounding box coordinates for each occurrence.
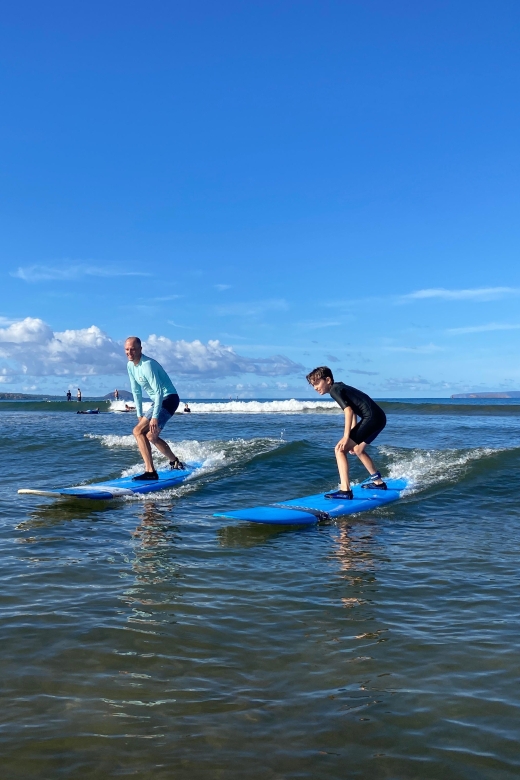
[307,366,387,500]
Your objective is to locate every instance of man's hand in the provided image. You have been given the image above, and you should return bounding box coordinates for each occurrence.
[149,417,159,436]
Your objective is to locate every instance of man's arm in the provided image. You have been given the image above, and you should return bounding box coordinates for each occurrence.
[145,362,164,420]
[127,366,143,417]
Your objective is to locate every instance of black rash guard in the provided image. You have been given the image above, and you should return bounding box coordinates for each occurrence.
[329,382,385,421]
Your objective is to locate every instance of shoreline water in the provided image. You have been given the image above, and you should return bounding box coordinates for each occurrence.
[2,400,520,777]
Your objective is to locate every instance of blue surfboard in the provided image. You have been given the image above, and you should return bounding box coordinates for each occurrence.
[18,462,201,500]
[214,478,409,525]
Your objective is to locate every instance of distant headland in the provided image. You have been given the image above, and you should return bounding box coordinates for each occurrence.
[451,392,520,399]
[0,393,57,400]
[102,390,133,400]
[0,390,134,401]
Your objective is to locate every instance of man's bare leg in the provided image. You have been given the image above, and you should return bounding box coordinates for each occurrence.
[133,418,156,471]
[147,433,177,463]
[134,418,182,472]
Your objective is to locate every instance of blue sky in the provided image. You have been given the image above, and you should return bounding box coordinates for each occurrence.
[1,0,520,398]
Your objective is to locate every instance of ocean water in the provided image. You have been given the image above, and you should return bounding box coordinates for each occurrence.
[2,399,520,779]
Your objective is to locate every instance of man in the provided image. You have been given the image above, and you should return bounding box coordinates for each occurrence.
[125,336,185,480]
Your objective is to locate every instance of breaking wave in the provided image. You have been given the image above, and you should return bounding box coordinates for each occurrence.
[378,444,509,492]
[109,399,338,414]
[107,399,520,416]
[84,434,285,493]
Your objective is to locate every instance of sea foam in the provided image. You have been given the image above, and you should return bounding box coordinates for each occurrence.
[379,444,505,492]
[109,399,338,414]
[84,434,284,493]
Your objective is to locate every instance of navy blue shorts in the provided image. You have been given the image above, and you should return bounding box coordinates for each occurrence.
[144,394,180,430]
[350,411,386,445]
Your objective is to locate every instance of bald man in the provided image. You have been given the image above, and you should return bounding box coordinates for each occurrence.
[125,336,185,480]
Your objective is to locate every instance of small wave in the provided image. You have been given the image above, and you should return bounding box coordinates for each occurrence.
[85,433,284,483]
[108,398,339,415]
[379,444,506,492]
[108,398,520,416]
[110,400,152,413]
[380,401,520,416]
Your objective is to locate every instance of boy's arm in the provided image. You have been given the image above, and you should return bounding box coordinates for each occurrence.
[337,406,354,450]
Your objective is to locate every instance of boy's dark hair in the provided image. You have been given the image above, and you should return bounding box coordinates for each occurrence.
[306,366,334,385]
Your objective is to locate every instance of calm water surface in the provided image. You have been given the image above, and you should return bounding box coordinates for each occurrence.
[1,400,520,778]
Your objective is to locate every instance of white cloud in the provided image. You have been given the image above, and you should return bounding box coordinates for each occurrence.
[0,317,53,343]
[384,343,443,354]
[215,284,231,291]
[0,318,303,380]
[11,264,150,282]
[167,321,192,329]
[297,319,342,330]
[402,287,519,302]
[215,299,288,317]
[446,323,520,335]
[144,334,303,377]
[350,369,379,376]
[382,376,452,390]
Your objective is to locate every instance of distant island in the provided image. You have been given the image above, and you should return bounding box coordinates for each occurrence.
[0,392,58,400]
[0,391,135,401]
[451,392,520,399]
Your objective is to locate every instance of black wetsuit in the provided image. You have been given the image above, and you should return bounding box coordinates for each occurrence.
[329,382,386,445]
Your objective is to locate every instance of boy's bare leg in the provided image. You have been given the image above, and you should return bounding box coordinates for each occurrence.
[350,442,383,483]
[335,440,354,490]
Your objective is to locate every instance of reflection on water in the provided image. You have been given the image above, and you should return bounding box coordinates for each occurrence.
[16,497,114,531]
[217,521,315,548]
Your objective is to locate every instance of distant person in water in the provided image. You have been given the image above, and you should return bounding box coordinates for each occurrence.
[77,388,82,402]
[307,366,387,500]
[184,403,191,413]
[66,389,72,401]
[114,388,119,400]
[125,336,185,480]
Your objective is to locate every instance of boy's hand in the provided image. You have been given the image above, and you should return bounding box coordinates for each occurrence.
[336,437,350,452]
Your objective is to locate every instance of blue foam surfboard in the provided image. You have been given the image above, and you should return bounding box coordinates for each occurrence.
[18,462,201,500]
[214,478,409,525]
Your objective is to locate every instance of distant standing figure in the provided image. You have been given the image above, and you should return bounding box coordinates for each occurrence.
[66,390,72,401]
[184,403,191,413]
[77,388,82,402]
[114,388,120,400]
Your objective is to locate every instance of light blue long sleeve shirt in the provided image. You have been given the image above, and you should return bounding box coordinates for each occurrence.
[127,354,177,418]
